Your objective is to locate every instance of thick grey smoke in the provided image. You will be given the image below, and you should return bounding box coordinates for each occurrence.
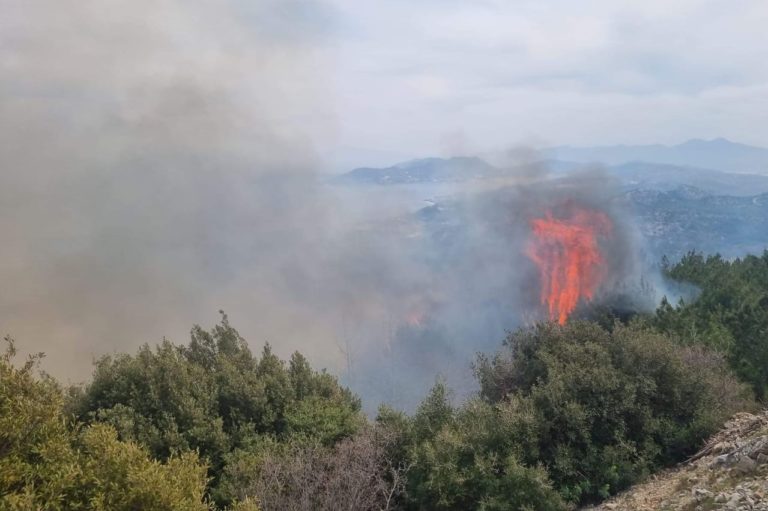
[1,0,662,412]
[0,0,346,377]
[346,168,661,411]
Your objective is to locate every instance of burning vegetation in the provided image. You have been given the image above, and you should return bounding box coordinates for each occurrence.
[527,205,614,324]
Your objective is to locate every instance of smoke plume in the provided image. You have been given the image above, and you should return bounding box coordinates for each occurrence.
[347,168,659,410]
[0,0,342,376]
[1,0,663,412]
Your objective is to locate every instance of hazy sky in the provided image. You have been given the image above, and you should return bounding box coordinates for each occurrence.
[322,0,768,168]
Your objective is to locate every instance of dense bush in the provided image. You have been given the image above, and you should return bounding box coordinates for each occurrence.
[392,385,566,511]
[71,313,363,506]
[388,321,752,509]
[0,338,221,511]
[652,251,768,398]
[479,321,751,503]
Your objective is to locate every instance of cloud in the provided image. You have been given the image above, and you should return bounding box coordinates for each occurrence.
[325,0,768,166]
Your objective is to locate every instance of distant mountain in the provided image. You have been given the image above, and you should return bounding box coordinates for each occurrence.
[546,138,768,174]
[333,156,498,185]
[334,154,768,196]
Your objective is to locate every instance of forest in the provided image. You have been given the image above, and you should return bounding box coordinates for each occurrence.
[2,251,768,511]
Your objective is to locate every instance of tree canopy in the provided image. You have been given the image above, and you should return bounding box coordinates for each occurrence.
[71,313,362,506]
[5,250,768,510]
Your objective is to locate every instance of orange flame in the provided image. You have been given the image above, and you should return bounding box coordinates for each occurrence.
[405,310,426,327]
[526,207,612,324]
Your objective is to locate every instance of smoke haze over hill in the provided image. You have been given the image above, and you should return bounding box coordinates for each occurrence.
[1,0,761,413]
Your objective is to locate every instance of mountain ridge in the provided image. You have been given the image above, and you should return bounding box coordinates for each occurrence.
[334,152,768,196]
[546,138,768,174]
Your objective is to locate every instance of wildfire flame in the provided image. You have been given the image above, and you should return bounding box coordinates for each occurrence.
[405,309,426,327]
[526,206,612,324]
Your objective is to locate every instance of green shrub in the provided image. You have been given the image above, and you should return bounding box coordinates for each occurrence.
[405,394,565,511]
[474,321,752,503]
[71,313,362,506]
[0,337,212,511]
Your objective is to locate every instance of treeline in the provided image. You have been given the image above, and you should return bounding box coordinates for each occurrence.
[2,251,767,510]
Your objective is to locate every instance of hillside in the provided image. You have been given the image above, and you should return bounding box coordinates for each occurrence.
[612,162,768,196]
[584,410,768,511]
[628,187,768,260]
[414,184,768,263]
[4,250,767,510]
